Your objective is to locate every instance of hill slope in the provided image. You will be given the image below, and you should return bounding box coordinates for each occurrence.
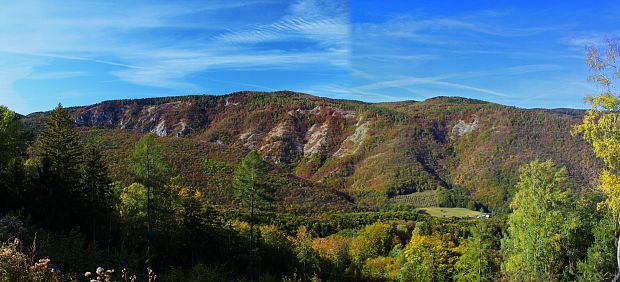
[23,91,599,212]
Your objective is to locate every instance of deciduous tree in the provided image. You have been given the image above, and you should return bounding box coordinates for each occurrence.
[501,160,575,281]
[0,106,26,212]
[572,40,620,282]
[400,234,457,282]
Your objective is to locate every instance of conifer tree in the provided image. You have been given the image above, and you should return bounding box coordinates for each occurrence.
[82,145,112,242]
[131,134,171,191]
[130,134,171,267]
[37,104,83,185]
[175,186,214,265]
[232,150,273,280]
[30,104,84,230]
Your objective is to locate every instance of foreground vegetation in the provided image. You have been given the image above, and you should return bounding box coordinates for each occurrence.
[0,42,619,281]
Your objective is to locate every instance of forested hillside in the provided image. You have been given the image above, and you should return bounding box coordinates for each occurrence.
[1,87,617,281]
[22,91,599,213]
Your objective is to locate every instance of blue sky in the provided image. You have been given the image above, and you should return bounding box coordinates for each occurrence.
[0,0,618,114]
[350,1,620,108]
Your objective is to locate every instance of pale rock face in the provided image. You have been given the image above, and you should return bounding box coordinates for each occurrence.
[288,106,322,116]
[239,131,253,140]
[304,122,329,157]
[333,121,370,158]
[309,106,323,115]
[239,131,264,149]
[341,112,357,119]
[347,121,370,144]
[259,121,303,162]
[451,115,479,137]
[259,140,286,155]
[153,120,167,137]
[225,97,239,107]
[73,101,193,137]
[287,106,357,120]
[265,121,293,141]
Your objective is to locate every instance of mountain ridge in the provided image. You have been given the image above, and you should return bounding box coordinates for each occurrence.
[22,91,598,213]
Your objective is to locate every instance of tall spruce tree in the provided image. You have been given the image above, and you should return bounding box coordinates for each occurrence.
[82,145,112,242]
[232,150,273,280]
[37,104,83,185]
[30,104,84,230]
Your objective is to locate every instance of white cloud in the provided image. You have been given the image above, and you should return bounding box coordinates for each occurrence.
[26,71,86,80]
[354,13,559,47]
[561,33,620,48]
[0,0,349,106]
[351,64,567,100]
[353,76,509,98]
[0,58,36,113]
[215,0,348,48]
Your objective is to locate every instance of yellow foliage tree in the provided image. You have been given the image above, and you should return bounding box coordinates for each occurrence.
[311,235,350,280]
[117,183,147,246]
[401,234,457,282]
[311,235,349,269]
[291,226,319,279]
[572,40,620,282]
[348,222,393,265]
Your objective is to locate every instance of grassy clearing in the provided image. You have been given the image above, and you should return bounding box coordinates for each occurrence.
[418,207,482,218]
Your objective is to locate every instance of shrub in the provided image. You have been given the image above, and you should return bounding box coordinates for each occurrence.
[0,238,72,281]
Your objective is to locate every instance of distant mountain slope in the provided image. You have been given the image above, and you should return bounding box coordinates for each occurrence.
[23,91,599,212]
